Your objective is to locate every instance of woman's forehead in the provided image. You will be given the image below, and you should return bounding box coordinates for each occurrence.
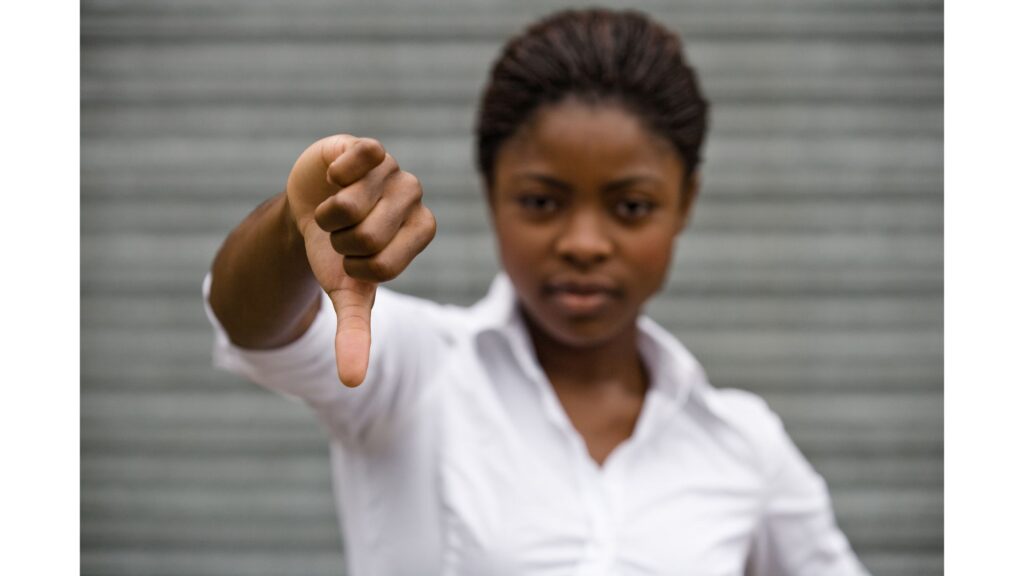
[495,100,684,184]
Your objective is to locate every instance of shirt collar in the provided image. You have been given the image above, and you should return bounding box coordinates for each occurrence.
[469,273,712,410]
[467,272,520,334]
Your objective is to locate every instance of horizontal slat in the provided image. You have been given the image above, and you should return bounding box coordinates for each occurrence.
[765,392,941,430]
[859,553,943,576]
[699,358,942,392]
[82,549,943,576]
[813,455,941,490]
[83,485,337,520]
[81,194,943,234]
[83,454,332,487]
[648,295,942,328]
[81,0,942,9]
[82,423,327,457]
[82,390,318,426]
[82,1,941,44]
[81,518,342,550]
[788,425,941,459]
[82,550,345,576]
[676,329,940,361]
[82,102,478,139]
[81,551,944,576]
[81,102,942,139]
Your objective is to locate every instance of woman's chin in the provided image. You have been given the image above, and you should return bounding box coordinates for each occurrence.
[525,308,636,351]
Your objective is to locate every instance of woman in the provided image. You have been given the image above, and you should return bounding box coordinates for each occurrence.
[205,8,869,575]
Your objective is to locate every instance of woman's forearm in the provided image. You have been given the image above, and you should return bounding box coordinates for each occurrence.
[208,192,322,349]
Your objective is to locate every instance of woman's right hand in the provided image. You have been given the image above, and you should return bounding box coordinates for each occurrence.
[285,135,436,388]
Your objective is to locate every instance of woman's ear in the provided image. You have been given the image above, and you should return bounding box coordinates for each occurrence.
[675,171,701,234]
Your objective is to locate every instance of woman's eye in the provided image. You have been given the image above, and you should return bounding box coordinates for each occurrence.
[518,194,560,214]
[615,199,655,220]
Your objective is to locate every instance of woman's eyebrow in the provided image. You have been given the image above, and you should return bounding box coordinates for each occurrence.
[516,173,572,191]
[602,175,662,192]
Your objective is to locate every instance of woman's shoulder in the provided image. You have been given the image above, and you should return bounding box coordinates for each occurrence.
[694,385,806,483]
[701,387,779,427]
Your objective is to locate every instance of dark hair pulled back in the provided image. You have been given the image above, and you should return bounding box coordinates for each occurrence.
[475,8,709,190]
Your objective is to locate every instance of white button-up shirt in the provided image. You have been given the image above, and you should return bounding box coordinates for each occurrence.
[204,273,869,576]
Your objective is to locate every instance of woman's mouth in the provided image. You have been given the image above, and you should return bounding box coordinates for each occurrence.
[543,279,621,316]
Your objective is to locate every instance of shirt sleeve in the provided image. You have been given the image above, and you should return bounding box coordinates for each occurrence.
[745,405,872,576]
[202,272,454,444]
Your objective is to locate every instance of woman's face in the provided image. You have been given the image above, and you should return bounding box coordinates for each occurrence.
[490,98,699,348]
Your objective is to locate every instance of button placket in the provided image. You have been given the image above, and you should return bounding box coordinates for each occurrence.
[571,461,615,576]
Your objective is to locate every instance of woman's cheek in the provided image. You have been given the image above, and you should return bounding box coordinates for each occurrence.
[630,232,678,293]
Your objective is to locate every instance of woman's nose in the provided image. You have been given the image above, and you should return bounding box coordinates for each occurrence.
[555,209,613,268]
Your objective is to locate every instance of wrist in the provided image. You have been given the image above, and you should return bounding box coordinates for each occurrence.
[278,192,307,256]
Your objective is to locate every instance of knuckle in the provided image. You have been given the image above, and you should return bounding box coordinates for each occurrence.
[342,257,373,282]
[365,257,400,281]
[400,170,420,189]
[330,226,382,256]
[380,153,400,173]
[400,172,423,201]
[325,165,344,188]
[355,138,385,164]
[331,193,362,222]
[328,230,354,255]
[349,226,383,253]
[424,208,438,238]
[414,209,437,251]
[329,231,347,254]
[313,208,331,231]
[358,137,383,152]
[317,134,354,164]
[346,256,399,282]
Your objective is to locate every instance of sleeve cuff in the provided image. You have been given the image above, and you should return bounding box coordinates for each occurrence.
[202,272,339,402]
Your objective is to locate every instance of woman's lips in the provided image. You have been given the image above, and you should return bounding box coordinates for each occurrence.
[551,290,614,315]
[543,279,621,316]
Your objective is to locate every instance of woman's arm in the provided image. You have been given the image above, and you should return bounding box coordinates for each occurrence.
[745,410,871,576]
[209,191,321,350]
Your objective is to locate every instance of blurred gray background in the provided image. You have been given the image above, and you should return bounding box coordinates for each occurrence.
[81,0,943,574]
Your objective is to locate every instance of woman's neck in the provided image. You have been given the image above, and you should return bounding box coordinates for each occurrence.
[523,313,648,397]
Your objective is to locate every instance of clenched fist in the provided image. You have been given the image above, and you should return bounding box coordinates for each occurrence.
[286,135,436,387]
